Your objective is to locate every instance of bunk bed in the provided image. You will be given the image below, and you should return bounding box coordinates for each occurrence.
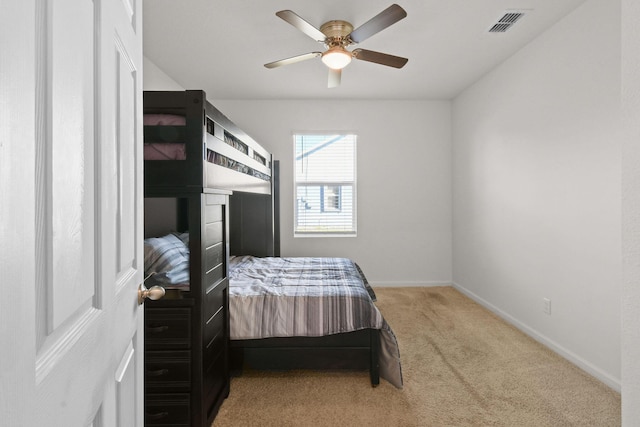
[143,90,248,427]
[142,90,402,426]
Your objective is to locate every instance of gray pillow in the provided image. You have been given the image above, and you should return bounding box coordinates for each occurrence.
[144,233,189,286]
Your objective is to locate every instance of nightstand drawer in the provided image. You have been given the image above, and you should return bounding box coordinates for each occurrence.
[145,350,191,392]
[145,308,191,349]
[145,393,190,426]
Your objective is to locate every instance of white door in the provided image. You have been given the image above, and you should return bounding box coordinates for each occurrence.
[0,0,145,425]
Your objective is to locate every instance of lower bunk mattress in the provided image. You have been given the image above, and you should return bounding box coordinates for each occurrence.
[228,256,403,389]
[143,234,403,388]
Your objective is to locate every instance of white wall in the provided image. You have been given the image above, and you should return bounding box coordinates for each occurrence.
[452,0,621,390]
[143,57,184,91]
[621,0,640,422]
[214,99,452,286]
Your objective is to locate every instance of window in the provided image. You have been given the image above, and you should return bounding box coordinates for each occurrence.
[294,134,356,236]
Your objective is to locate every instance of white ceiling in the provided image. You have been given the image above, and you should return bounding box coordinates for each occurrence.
[142,0,587,100]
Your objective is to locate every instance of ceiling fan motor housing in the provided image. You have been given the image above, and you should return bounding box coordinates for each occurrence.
[320,20,354,47]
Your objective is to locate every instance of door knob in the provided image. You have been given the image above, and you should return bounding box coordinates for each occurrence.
[138,283,166,305]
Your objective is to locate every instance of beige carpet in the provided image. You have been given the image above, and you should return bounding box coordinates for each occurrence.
[213,287,620,426]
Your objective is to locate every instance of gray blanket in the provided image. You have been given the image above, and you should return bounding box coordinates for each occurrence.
[228,256,403,388]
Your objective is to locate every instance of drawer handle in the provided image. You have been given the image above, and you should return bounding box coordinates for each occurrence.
[146,325,169,333]
[146,368,169,377]
[146,411,169,421]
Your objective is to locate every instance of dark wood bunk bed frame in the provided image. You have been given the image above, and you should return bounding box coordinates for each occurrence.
[143,89,381,425]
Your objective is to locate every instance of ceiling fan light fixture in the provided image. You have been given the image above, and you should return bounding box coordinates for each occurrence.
[321,46,352,70]
[266,5,408,86]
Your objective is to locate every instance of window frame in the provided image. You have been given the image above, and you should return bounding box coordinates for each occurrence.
[293,132,357,237]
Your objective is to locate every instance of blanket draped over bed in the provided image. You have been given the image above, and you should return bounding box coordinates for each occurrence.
[228,256,403,388]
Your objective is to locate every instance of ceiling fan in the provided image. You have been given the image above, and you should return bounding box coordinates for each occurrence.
[264,4,409,88]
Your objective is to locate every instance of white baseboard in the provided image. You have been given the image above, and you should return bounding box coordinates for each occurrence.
[452,282,621,392]
[370,280,451,288]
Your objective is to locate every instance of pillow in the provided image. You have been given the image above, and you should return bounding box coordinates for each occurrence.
[144,233,189,286]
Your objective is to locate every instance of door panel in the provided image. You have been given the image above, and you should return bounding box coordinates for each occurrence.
[49,0,96,329]
[115,341,137,426]
[36,0,101,392]
[116,32,139,281]
[0,0,144,425]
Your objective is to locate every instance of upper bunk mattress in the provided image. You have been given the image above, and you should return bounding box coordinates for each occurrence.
[143,113,187,160]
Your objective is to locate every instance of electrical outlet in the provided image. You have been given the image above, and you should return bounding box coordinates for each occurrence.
[543,298,551,315]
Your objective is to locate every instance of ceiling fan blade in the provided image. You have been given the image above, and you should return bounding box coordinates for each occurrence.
[348,4,407,44]
[352,48,408,68]
[276,10,326,42]
[328,68,341,88]
[264,52,322,69]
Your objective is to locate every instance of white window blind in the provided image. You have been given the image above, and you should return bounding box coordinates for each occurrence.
[294,134,357,236]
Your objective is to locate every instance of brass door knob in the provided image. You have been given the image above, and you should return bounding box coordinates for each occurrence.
[138,283,166,305]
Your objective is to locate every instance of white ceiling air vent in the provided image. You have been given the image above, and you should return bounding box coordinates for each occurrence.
[488,10,528,33]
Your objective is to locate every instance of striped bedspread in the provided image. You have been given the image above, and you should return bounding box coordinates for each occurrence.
[228,256,403,388]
